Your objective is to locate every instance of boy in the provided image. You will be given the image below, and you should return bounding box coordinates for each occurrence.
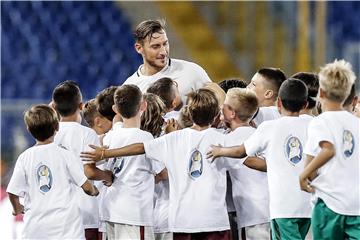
[207,79,312,240]
[52,80,113,239]
[81,89,241,240]
[300,59,359,239]
[83,99,113,136]
[95,86,118,123]
[220,88,271,240]
[7,105,98,239]
[101,84,163,240]
[247,68,286,126]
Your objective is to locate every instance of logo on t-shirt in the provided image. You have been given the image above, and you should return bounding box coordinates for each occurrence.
[36,164,53,194]
[284,136,303,165]
[343,130,355,158]
[188,149,203,179]
[110,157,125,177]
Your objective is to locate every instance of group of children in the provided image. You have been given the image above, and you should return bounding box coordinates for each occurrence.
[7,59,359,240]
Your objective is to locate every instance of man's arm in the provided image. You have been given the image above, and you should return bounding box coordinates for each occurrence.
[81,143,145,162]
[299,141,335,193]
[8,193,24,216]
[243,156,267,172]
[206,144,247,161]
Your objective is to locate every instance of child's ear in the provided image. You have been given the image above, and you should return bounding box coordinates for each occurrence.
[94,116,101,127]
[112,105,119,114]
[79,102,84,110]
[264,89,274,100]
[140,100,147,112]
[276,97,282,112]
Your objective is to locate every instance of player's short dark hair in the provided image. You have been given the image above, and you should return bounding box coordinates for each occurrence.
[95,86,118,121]
[24,104,59,141]
[147,77,176,110]
[279,78,308,112]
[114,85,142,119]
[258,68,287,98]
[218,79,248,93]
[343,84,356,107]
[133,19,166,44]
[52,80,82,117]
[291,72,319,109]
[188,89,219,127]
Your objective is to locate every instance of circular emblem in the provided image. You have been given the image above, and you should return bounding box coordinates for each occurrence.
[285,136,303,165]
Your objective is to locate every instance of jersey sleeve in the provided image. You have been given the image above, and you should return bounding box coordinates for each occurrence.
[193,64,212,90]
[82,129,101,165]
[144,134,172,166]
[244,123,269,157]
[304,117,333,157]
[6,155,27,197]
[65,151,88,187]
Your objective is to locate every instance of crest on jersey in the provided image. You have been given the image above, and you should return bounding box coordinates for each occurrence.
[284,136,303,165]
[188,149,203,179]
[343,130,355,158]
[36,164,53,194]
[110,157,125,177]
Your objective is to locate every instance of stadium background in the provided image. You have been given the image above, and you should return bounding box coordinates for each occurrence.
[0,1,359,237]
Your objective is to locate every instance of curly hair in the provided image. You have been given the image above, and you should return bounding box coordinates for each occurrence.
[141,93,166,138]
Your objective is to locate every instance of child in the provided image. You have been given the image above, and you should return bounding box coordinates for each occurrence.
[81,89,242,240]
[220,88,271,240]
[95,86,119,123]
[299,59,359,239]
[101,84,163,240]
[343,84,358,114]
[291,72,319,117]
[7,105,98,239]
[52,80,112,239]
[83,98,113,136]
[208,79,312,240]
[218,78,248,93]
[247,68,286,126]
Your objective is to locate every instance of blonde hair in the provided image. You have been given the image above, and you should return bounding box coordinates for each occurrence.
[141,93,166,137]
[178,105,193,129]
[82,99,100,127]
[319,59,356,102]
[226,88,259,121]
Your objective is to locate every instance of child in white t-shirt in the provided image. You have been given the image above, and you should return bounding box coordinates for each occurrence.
[221,88,271,240]
[7,105,99,239]
[81,89,243,240]
[208,79,312,240]
[52,80,113,239]
[300,59,359,239]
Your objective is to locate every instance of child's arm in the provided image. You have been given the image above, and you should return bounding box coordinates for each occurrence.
[299,141,335,193]
[155,168,168,184]
[81,143,145,162]
[8,193,24,216]
[83,164,113,185]
[243,156,267,172]
[81,180,99,196]
[206,144,247,161]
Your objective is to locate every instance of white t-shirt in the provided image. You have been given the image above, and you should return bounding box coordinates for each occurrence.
[54,121,101,229]
[244,116,312,219]
[144,128,239,233]
[163,110,180,121]
[124,58,212,103]
[153,180,170,233]
[226,127,270,228]
[304,111,360,216]
[102,126,163,226]
[7,143,87,239]
[252,106,280,127]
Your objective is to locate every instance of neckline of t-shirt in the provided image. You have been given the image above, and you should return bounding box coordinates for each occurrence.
[137,58,171,77]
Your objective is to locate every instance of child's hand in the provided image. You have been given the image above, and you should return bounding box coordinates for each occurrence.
[81,145,108,162]
[103,170,114,187]
[299,173,315,193]
[206,144,223,162]
[165,118,179,134]
[12,204,24,216]
[92,185,99,196]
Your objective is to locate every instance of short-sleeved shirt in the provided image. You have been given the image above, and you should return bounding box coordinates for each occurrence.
[101,126,163,226]
[124,58,212,103]
[304,111,360,216]
[144,128,239,233]
[226,126,270,228]
[244,116,312,219]
[7,143,87,239]
[54,122,101,229]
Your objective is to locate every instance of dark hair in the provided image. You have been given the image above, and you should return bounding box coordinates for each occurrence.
[52,80,82,117]
[95,86,118,121]
[189,89,219,127]
[114,85,142,118]
[147,77,176,110]
[291,72,319,109]
[218,79,248,93]
[133,19,166,44]
[343,84,356,107]
[258,68,287,98]
[24,104,59,141]
[279,78,308,112]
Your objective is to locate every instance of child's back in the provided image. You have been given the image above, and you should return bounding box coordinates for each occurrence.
[7,143,86,239]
